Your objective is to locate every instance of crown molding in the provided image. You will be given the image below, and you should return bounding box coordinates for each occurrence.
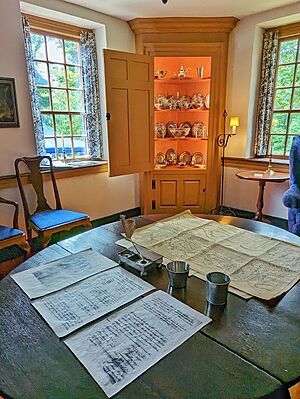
[129,17,239,35]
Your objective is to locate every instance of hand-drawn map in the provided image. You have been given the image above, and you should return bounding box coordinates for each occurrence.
[130,211,300,300]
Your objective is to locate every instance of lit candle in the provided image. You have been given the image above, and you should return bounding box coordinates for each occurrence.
[229,116,239,135]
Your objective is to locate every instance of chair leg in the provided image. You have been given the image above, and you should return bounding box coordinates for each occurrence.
[85,222,93,231]
[20,241,31,259]
[27,228,33,247]
[39,233,51,249]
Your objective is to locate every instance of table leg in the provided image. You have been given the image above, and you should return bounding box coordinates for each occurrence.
[254,181,266,221]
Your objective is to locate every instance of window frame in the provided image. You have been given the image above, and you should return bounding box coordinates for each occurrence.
[268,22,300,159]
[23,14,93,161]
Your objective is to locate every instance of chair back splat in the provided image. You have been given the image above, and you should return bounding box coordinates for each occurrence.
[15,156,62,221]
[14,155,91,249]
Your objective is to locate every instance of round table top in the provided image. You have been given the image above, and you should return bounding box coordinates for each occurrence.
[236,170,290,182]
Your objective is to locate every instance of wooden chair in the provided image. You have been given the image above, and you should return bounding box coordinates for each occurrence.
[15,155,92,248]
[0,196,30,255]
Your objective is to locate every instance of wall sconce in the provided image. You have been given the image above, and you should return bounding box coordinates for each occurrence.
[216,110,239,215]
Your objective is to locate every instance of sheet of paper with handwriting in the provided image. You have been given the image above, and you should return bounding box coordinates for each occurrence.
[131,211,300,300]
[64,290,211,398]
[33,267,154,337]
[11,249,118,299]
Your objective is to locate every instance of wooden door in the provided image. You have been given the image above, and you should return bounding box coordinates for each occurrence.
[152,173,206,214]
[103,49,154,176]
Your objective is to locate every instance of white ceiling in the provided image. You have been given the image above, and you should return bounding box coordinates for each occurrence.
[61,0,300,21]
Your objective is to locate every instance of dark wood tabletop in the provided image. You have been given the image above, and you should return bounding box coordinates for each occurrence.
[0,215,299,399]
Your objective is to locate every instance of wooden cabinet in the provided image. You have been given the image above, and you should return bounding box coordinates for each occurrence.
[152,171,206,213]
[104,17,238,215]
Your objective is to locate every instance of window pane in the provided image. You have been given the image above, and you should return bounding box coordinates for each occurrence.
[279,39,298,64]
[271,112,288,133]
[64,40,79,65]
[55,114,71,136]
[276,65,295,87]
[296,64,300,86]
[71,114,84,135]
[63,137,73,158]
[271,135,286,155]
[289,113,300,134]
[51,89,68,111]
[42,114,54,137]
[74,137,87,157]
[37,88,51,111]
[34,62,48,86]
[49,64,66,88]
[45,138,56,159]
[274,88,292,110]
[292,88,300,109]
[286,136,296,156]
[46,37,64,63]
[69,91,83,111]
[56,137,64,159]
[31,33,46,60]
[66,66,81,88]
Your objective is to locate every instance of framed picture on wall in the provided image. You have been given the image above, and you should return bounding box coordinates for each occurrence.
[0,77,19,128]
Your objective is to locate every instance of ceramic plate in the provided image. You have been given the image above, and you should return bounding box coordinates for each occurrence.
[191,93,204,109]
[166,148,177,165]
[191,122,205,138]
[166,121,177,136]
[155,152,167,166]
[155,122,166,138]
[178,151,192,165]
[204,93,210,109]
[191,152,204,165]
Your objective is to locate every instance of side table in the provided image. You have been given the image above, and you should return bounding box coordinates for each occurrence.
[236,170,290,222]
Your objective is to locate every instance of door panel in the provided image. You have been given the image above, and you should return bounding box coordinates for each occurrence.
[152,173,206,214]
[182,180,201,206]
[104,49,154,177]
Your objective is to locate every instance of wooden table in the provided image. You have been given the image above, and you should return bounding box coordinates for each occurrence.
[236,170,290,222]
[1,215,299,399]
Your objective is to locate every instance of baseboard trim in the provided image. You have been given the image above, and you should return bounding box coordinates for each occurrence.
[226,207,288,230]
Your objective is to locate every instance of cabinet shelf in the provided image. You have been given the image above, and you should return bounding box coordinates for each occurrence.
[154,109,209,113]
[154,77,211,84]
[154,137,208,141]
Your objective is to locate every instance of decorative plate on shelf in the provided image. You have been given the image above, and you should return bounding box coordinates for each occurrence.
[155,152,167,167]
[178,95,191,109]
[167,96,177,110]
[191,152,204,165]
[179,121,192,130]
[178,151,192,165]
[166,148,177,165]
[166,121,177,136]
[191,122,206,138]
[154,94,168,110]
[155,122,166,138]
[204,93,210,109]
[191,93,204,109]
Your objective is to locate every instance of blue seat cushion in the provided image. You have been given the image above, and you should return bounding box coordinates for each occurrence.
[282,184,300,208]
[0,226,24,241]
[30,209,89,230]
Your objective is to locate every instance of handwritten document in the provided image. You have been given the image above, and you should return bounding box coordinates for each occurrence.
[65,290,211,397]
[33,267,154,337]
[11,249,117,299]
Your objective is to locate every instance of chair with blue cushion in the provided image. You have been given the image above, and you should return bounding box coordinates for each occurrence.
[15,155,92,248]
[282,135,300,236]
[0,196,30,255]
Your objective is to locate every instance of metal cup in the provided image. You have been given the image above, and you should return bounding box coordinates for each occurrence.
[166,261,190,289]
[206,272,231,305]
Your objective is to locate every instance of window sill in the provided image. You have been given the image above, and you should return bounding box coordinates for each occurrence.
[0,161,108,189]
[224,157,289,172]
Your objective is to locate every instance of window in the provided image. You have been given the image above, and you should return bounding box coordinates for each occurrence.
[31,31,87,160]
[271,35,300,157]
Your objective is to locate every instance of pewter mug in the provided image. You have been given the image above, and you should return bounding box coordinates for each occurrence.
[206,272,230,305]
[166,261,190,288]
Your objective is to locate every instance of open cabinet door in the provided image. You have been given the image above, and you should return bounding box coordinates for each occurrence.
[103,49,154,177]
